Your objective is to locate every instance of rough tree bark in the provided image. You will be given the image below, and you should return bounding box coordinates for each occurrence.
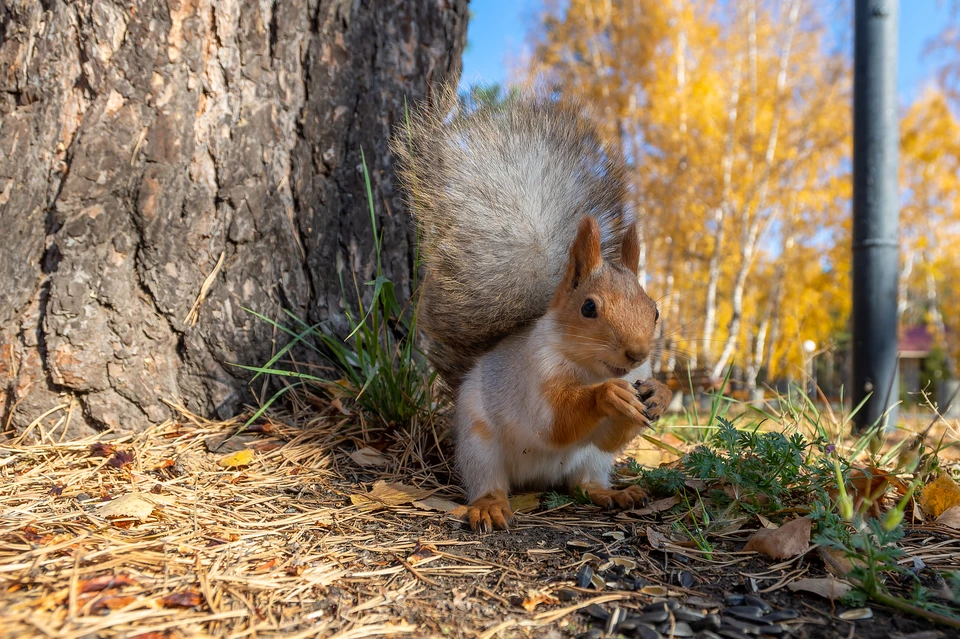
[0,0,468,438]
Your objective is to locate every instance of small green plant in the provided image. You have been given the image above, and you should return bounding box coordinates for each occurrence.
[542,487,592,510]
[683,416,809,511]
[630,464,687,498]
[673,491,715,560]
[235,150,439,428]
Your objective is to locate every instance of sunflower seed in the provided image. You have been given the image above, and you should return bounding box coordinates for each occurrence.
[761,609,798,623]
[576,564,594,588]
[839,608,873,620]
[743,595,771,613]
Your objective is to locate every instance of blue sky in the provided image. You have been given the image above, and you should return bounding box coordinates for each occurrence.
[461,0,952,104]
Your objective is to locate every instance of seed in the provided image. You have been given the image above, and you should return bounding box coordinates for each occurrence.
[723,593,745,606]
[725,605,765,620]
[761,609,798,623]
[556,588,579,602]
[606,606,627,634]
[674,607,706,622]
[638,608,669,624]
[743,595,771,613]
[576,564,594,589]
[691,613,722,631]
[585,603,610,621]
[838,608,873,620]
[664,621,695,637]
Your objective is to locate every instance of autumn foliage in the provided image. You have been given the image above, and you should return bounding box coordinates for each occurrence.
[526,0,960,391]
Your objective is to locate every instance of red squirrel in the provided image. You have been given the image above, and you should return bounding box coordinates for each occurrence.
[394,90,672,531]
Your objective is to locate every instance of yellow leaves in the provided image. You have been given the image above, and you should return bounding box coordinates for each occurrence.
[97,493,174,521]
[919,474,960,519]
[218,449,254,468]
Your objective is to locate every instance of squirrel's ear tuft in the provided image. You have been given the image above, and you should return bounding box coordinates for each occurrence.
[621,220,641,276]
[566,216,603,290]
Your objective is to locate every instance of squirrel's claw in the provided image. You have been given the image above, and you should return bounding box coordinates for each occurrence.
[466,491,515,532]
[581,484,648,511]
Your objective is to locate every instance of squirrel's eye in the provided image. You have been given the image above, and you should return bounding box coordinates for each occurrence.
[655,307,660,322]
[581,299,598,319]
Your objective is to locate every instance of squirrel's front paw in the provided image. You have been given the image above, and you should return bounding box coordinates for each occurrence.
[466,490,515,532]
[634,379,673,423]
[598,379,649,426]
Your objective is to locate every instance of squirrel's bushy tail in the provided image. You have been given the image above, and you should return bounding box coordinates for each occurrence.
[392,88,633,391]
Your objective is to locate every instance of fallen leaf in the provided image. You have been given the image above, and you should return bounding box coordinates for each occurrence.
[91,595,138,611]
[97,494,156,520]
[646,525,671,549]
[628,495,680,516]
[80,574,137,593]
[350,480,435,510]
[818,546,857,577]
[331,397,352,415]
[108,450,135,468]
[521,590,558,612]
[90,442,116,457]
[787,577,852,600]
[509,493,540,514]
[218,449,255,468]
[743,516,812,559]
[413,496,463,512]
[757,514,776,529]
[920,475,960,519]
[829,467,890,519]
[253,558,278,573]
[935,505,960,529]
[206,433,259,454]
[407,540,439,565]
[349,446,388,467]
[157,591,203,608]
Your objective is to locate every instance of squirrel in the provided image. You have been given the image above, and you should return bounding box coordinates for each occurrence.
[392,89,673,532]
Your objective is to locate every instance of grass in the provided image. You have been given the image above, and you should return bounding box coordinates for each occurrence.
[626,382,960,627]
[232,149,440,431]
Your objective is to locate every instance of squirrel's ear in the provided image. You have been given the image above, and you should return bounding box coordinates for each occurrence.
[565,216,603,290]
[621,220,641,276]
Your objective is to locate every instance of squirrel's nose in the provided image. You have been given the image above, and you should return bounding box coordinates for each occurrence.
[625,349,648,365]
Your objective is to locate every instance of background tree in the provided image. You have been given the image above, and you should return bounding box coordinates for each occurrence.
[0,0,468,437]
[530,0,851,389]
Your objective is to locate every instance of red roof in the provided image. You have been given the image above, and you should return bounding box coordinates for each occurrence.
[899,324,934,355]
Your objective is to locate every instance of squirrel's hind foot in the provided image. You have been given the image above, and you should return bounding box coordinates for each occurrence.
[580,483,648,511]
[467,490,515,532]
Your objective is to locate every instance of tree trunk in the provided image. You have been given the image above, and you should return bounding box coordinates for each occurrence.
[0,0,468,438]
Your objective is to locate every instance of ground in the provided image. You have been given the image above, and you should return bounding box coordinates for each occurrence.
[1,404,959,639]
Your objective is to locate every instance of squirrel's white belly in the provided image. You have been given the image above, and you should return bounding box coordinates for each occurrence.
[504,442,614,492]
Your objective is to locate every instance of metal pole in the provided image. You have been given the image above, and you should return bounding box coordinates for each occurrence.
[852,0,899,432]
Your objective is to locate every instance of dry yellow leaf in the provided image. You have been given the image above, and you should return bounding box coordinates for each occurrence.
[508,492,540,514]
[97,493,156,520]
[349,446,387,467]
[218,449,254,468]
[919,474,960,518]
[350,480,435,511]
